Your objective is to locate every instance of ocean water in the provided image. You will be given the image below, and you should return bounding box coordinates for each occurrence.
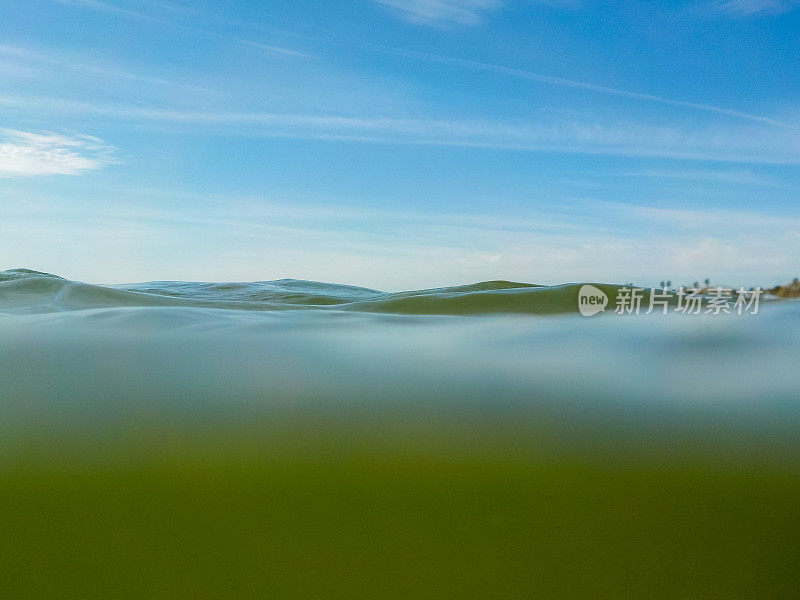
[2,267,799,598]
[1,267,798,425]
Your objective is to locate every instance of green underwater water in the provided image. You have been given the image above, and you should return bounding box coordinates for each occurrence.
[1,268,799,598]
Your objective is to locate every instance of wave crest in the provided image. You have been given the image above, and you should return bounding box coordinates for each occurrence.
[0,269,624,315]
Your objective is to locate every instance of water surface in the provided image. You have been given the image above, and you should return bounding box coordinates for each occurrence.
[1,268,798,599]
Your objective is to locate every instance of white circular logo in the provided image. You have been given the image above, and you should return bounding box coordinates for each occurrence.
[578,284,608,316]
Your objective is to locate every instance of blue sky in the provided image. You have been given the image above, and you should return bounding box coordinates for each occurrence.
[1,0,798,289]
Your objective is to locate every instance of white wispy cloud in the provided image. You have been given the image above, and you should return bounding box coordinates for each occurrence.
[621,168,781,186]
[0,43,215,94]
[46,0,308,57]
[372,0,504,25]
[0,130,115,177]
[701,0,800,16]
[1,93,798,164]
[50,0,162,22]
[185,28,311,58]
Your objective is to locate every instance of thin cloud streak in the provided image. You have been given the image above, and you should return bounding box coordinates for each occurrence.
[183,28,311,58]
[0,93,797,164]
[46,0,309,58]
[371,0,575,26]
[50,0,163,23]
[699,0,800,16]
[372,0,503,26]
[0,44,215,94]
[621,168,782,186]
[39,3,789,125]
[386,49,799,131]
